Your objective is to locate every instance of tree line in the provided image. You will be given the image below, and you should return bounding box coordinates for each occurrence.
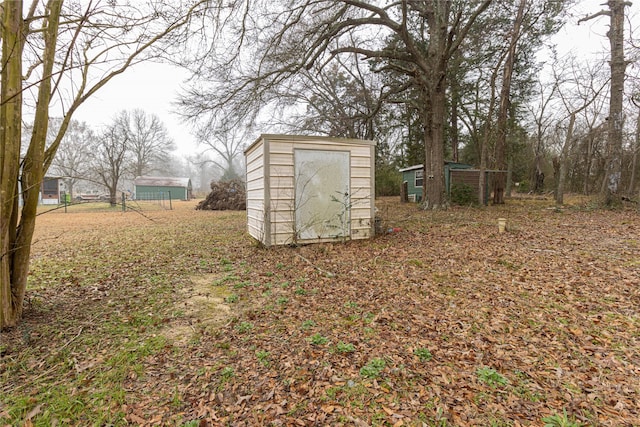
[175,0,638,206]
[34,111,175,205]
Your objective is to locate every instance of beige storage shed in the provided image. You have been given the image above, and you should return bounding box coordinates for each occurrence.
[245,134,376,246]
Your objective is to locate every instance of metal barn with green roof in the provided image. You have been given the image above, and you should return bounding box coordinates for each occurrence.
[133,176,192,201]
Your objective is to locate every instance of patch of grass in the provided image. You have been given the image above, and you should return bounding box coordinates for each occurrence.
[256,350,270,367]
[512,370,545,402]
[295,287,307,295]
[307,333,329,346]
[324,381,370,408]
[542,409,581,427]
[217,366,235,390]
[232,280,253,289]
[360,358,386,378]
[300,320,315,330]
[407,259,424,267]
[477,367,508,388]
[225,294,239,303]
[235,321,254,333]
[344,301,359,309]
[277,297,289,305]
[414,347,433,362]
[214,274,239,286]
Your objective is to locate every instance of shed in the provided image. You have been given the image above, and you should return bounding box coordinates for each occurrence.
[399,162,472,202]
[245,134,376,246]
[133,176,192,201]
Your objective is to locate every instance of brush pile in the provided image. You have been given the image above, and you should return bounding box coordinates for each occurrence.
[196,179,246,210]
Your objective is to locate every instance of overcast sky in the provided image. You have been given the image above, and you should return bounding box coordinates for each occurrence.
[70,1,635,157]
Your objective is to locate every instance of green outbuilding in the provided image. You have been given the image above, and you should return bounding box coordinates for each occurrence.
[133,176,192,201]
[399,162,472,202]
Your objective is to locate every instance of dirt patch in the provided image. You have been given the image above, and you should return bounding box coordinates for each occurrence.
[162,274,235,346]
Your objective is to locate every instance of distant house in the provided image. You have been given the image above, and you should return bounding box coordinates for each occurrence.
[133,176,192,201]
[399,163,506,205]
[41,176,62,205]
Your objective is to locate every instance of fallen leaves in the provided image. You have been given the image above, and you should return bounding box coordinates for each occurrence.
[2,198,640,426]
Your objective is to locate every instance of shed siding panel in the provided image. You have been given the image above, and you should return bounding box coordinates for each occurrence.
[270,153,295,166]
[245,141,265,242]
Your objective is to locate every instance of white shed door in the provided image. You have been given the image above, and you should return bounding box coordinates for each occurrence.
[294,149,350,240]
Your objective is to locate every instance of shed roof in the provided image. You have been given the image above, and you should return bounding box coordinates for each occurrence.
[134,176,191,187]
[244,133,376,154]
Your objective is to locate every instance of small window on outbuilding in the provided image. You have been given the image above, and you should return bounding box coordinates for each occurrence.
[415,169,424,188]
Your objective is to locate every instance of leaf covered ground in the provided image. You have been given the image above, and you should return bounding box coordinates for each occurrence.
[1,197,639,426]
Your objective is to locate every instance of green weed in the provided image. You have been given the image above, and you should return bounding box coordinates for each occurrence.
[335,341,356,353]
[414,347,433,362]
[307,333,329,345]
[542,409,581,427]
[360,358,385,378]
[300,320,315,330]
[477,367,508,387]
[235,322,254,333]
[256,350,270,367]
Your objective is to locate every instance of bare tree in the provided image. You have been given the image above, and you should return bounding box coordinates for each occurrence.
[49,119,95,198]
[123,109,176,178]
[91,115,130,206]
[553,57,608,205]
[277,53,389,141]
[1,0,210,329]
[527,78,559,194]
[178,1,493,209]
[194,121,249,181]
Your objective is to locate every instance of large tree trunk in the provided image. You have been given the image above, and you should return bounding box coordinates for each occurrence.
[0,0,25,329]
[424,85,447,209]
[600,0,629,205]
[1,1,62,329]
[422,3,449,209]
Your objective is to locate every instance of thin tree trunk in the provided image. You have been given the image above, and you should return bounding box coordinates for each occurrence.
[583,135,594,195]
[626,108,640,196]
[506,156,513,197]
[450,75,460,163]
[494,0,526,204]
[556,113,576,205]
